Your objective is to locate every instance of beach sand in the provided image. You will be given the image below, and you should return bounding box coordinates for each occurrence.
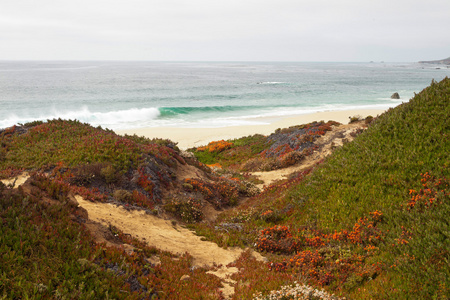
[116,109,385,149]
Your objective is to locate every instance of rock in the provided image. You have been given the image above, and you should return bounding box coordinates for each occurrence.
[391,92,400,99]
[180,150,195,159]
[180,275,191,281]
[67,192,79,207]
[215,223,243,232]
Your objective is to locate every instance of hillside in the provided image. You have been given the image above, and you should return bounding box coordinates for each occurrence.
[282,77,450,298]
[189,77,450,299]
[1,77,449,299]
[419,57,450,65]
[0,120,258,299]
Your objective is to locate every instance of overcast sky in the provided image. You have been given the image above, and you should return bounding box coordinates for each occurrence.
[1,0,449,62]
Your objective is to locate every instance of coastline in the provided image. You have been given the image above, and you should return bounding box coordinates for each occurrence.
[116,109,386,149]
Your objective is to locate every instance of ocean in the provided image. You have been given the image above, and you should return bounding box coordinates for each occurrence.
[0,61,449,130]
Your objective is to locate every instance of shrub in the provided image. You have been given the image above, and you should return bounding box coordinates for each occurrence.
[164,198,203,223]
[69,163,105,186]
[348,115,361,123]
[280,150,303,168]
[364,115,374,124]
[184,177,239,208]
[113,189,132,202]
[197,140,233,153]
[100,164,120,184]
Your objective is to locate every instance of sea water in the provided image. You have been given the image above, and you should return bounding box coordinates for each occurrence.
[0,61,449,130]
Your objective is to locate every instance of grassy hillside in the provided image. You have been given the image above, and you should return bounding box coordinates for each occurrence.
[190,77,450,299]
[0,77,449,299]
[284,77,450,298]
[294,77,449,228]
[0,121,234,299]
[0,176,224,299]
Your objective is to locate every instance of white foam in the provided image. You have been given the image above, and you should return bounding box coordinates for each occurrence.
[257,81,286,85]
[234,103,400,121]
[0,106,161,130]
[136,102,402,129]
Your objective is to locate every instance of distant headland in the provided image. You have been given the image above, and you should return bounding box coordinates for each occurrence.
[419,56,450,65]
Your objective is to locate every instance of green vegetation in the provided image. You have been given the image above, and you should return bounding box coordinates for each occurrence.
[0,119,183,173]
[294,79,449,228]
[0,175,224,299]
[1,77,449,299]
[0,181,130,299]
[190,135,269,168]
[189,77,450,299]
[284,78,450,298]
[190,121,339,172]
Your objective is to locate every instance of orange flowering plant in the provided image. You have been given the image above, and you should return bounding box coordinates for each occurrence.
[197,140,233,153]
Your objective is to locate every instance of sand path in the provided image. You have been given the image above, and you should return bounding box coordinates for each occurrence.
[75,196,265,299]
[76,196,248,267]
[2,174,261,298]
[251,122,364,188]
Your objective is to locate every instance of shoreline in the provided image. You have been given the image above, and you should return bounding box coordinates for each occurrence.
[116,109,386,149]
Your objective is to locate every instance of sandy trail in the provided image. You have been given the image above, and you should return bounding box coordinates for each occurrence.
[76,196,248,267]
[252,160,316,189]
[1,174,250,267]
[76,196,261,298]
[2,175,259,298]
[251,122,364,187]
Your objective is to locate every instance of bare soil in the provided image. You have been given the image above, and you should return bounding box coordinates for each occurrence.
[75,196,264,299]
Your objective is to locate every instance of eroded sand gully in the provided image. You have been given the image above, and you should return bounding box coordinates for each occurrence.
[76,196,249,267]
[1,174,262,298]
[75,196,262,299]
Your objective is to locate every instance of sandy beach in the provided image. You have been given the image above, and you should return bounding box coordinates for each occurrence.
[117,109,386,149]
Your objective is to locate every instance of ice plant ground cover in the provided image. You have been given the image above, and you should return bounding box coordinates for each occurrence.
[0,175,227,299]
[190,121,340,172]
[0,77,449,299]
[190,78,450,299]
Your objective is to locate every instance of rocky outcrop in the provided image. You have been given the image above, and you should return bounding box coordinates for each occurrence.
[391,92,400,99]
[419,57,450,65]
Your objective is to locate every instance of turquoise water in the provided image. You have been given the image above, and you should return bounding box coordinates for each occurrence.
[0,61,448,130]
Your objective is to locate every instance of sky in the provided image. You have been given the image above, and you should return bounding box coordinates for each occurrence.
[1,0,449,62]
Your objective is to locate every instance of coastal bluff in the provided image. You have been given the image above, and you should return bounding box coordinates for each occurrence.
[419,56,450,65]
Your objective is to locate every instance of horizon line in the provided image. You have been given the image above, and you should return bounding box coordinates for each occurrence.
[0,59,417,63]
